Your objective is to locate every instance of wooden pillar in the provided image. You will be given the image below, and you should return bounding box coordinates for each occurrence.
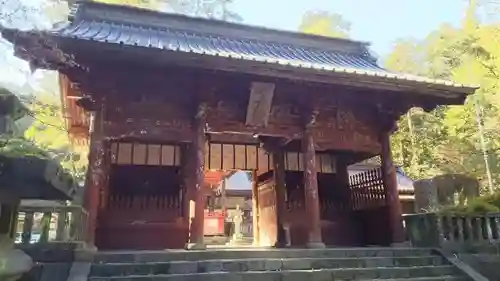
[186,103,207,250]
[251,171,260,246]
[273,151,287,248]
[380,130,405,244]
[83,109,106,248]
[221,178,227,215]
[336,158,351,211]
[183,144,195,223]
[302,110,325,248]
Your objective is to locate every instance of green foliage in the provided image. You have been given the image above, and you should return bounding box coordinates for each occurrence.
[0,136,50,158]
[0,84,84,185]
[298,10,351,38]
[21,88,87,182]
[94,0,243,21]
[385,1,500,192]
[439,191,500,215]
[95,0,163,10]
[0,88,28,121]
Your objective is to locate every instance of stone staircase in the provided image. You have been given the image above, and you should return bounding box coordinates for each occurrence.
[456,244,500,280]
[88,248,470,281]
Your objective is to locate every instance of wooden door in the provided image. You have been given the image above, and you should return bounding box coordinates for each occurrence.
[256,173,277,247]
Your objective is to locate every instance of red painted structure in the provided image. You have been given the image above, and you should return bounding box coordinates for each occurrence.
[2,2,476,250]
[204,210,225,236]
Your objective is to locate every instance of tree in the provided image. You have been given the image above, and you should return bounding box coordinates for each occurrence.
[298,10,351,38]
[1,0,244,183]
[385,0,500,193]
[95,0,165,10]
[20,74,88,182]
[94,0,243,21]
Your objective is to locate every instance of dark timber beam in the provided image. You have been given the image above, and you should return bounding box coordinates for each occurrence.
[185,102,208,250]
[272,150,287,248]
[302,108,325,248]
[379,123,405,244]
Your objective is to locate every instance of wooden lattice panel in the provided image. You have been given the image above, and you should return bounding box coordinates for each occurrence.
[110,142,181,166]
[205,143,269,171]
[284,152,336,173]
[349,168,385,210]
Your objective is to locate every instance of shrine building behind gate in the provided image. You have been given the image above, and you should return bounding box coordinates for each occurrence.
[1,1,477,250]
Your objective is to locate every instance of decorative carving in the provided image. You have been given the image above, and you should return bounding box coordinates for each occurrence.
[196,103,208,120]
[302,109,324,245]
[270,104,300,123]
[304,108,320,130]
[75,96,98,111]
[245,82,275,127]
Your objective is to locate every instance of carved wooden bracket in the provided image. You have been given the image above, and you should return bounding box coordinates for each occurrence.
[75,96,98,111]
[260,136,292,153]
[304,108,320,130]
[195,103,208,120]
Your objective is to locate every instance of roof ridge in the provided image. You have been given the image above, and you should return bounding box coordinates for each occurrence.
[71,0,372,56]
[77,18,380,59]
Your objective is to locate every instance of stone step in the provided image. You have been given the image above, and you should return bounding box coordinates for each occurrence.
[90,256,446,277]
[93,248,435,263]
[89,265,462,281]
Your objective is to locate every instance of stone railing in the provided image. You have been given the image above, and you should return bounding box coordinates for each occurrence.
[15,205,88,244]
[403,213,500,248]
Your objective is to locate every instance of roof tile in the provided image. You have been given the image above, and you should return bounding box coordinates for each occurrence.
[53,20,386,73]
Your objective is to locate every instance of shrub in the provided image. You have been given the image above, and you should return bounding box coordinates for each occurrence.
[438,191,500,216]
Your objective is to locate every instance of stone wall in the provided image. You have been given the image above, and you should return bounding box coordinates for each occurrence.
[16,243,79,281]
[413,179,438,213]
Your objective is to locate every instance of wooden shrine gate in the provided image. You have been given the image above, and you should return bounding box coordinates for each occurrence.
[3,1,475,250]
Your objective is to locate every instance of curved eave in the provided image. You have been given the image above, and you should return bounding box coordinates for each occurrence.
[1,27,478,101]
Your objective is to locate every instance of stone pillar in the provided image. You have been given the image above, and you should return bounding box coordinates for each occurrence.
[0,191,19,248]
[413,179,438,213]
[251,171,260,246]
[380,130,405,243]
[272,151,287,248]
[302,110,325,248]
[0,195,32,281]
[186,103,207,250]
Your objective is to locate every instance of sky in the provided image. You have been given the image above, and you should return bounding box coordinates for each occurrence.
[217,0,469,190]
[0,0,470,89]
[0,0,471,190]
[234,0,468,56]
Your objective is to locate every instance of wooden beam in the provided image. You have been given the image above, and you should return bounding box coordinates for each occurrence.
[186,102,208,250]
[302,108,324,248]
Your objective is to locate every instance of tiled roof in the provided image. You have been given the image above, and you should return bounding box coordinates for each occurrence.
[0,2,478,94]
[53,20,475,92]
[53,19,385,73]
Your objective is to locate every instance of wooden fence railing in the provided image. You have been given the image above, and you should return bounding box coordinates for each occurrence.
[349,168,386,210]
[14,205,88,244]
[403,212,500,247]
